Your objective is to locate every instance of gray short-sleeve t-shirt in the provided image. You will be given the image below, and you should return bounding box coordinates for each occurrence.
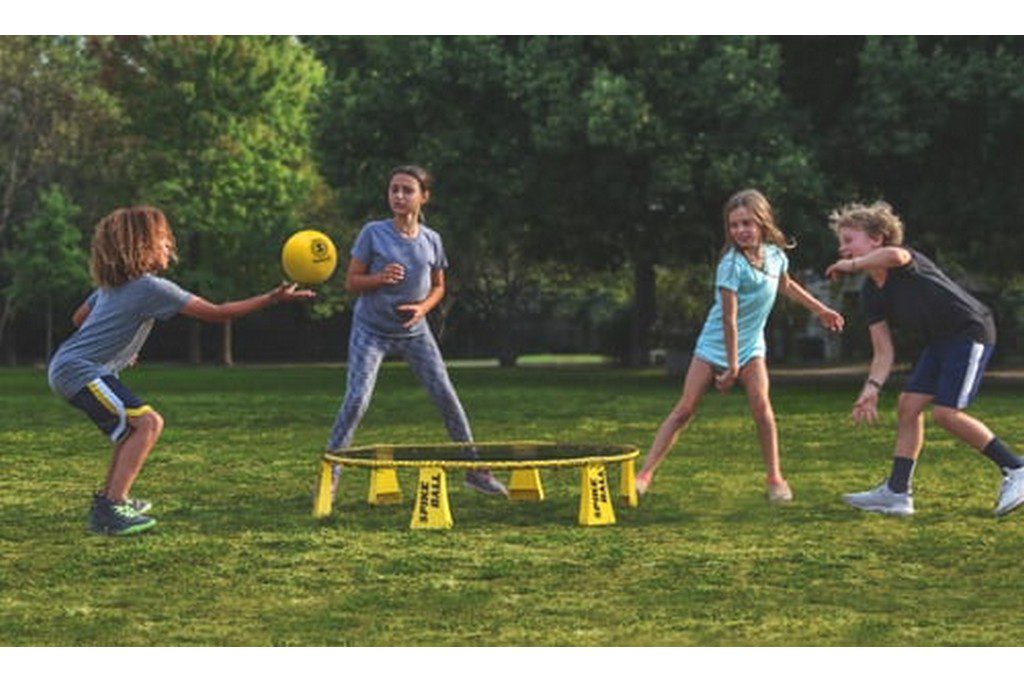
[350,219,448,337]
[48,275,193,398]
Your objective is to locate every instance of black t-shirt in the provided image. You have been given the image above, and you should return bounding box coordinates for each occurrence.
[861,248,995,345]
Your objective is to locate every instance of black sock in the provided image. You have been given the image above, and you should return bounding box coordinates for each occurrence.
[982,438,1024,473]
[887,456,916,494]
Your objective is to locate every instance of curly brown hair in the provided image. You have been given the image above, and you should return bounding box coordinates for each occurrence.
[721,189,795,256]
[828,201,905,246]
[90,206,177,287]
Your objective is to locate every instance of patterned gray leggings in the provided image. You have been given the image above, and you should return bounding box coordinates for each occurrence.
[326,325,474,452]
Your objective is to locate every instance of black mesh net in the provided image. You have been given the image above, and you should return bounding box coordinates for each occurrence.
[326,442,637,463]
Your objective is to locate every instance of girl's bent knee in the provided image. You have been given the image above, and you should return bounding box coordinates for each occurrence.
[750,401,774,423]
[669,407,695,428]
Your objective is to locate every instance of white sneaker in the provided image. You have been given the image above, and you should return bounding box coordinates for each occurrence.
[842,482,914,516]
[994,467,1024,517]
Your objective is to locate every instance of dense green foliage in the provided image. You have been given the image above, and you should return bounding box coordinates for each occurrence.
[2,365,1023,645]
[3,36,1024,364]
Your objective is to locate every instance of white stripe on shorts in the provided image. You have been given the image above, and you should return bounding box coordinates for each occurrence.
[956,342,986,409]
[88,378,128,443]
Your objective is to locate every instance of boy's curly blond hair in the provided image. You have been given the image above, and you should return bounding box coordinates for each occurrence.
[90,206,177,287]
[828,201,905,246]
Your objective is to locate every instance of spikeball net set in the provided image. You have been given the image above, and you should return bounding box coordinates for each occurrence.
[312,441,640,529]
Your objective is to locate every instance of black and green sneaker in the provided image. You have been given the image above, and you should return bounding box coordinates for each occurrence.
[88,494,157,536]
[92,491,152,515]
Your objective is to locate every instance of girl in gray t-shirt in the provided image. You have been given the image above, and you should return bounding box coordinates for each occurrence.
[48,206,313,535]
[325,166,507,497]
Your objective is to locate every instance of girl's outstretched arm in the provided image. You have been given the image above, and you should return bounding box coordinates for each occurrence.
[779,273,844,332]
[852,321,894,425]
[826,247,911,280]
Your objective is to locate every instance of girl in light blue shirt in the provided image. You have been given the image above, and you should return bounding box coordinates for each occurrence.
[636,189,844,503]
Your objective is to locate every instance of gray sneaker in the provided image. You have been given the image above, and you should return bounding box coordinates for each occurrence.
[465,470,508,497]
[994,467,1024,517]
[842,481,914,516]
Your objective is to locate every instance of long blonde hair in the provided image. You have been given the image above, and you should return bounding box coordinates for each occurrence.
[828,201,905,246]
[721,189,795,256]
[90,206,177,287]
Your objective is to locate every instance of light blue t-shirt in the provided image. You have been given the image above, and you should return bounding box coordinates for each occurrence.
[350,219,448,338]
[48,275,193,399]
[693,245,788,369]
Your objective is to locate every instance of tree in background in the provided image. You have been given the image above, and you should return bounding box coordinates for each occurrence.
[310,36,554,366]
[779,37,1024,358]
[514,36,824,365]
[94,36,326,364]
[0,36,123,361]
[3,185,89,361]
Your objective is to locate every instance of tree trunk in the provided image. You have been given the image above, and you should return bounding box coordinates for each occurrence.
[497,334,518,368]
[4,312,16,366]
[222,320,234,366]
[189,320,203,364]
[627,256,657,367]
[0,294,12,362]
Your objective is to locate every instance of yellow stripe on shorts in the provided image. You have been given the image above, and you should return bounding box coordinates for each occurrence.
[125,405,154,417]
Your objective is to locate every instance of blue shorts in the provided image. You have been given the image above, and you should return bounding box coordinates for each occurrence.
[68,376,153,443]
[904,340,994,409]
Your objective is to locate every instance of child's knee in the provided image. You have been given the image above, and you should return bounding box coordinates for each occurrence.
[897,397,925,422]
[132,410,164,436]
[931,405,960,429]
[749,399,775,424]
[669,405,696,428]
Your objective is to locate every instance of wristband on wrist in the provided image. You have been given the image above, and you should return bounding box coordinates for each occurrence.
[866,377,883,390]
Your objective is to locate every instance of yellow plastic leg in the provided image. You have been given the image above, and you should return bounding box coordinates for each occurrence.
[410,467,453,530]
[620,458,638,508]
[312,459,334,518]
[367,447,402,504]
[508,444,544,502]
[578,463,616,526]
[508,468,545,501]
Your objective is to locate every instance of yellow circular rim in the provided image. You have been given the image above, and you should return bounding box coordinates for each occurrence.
[323,440,639,470]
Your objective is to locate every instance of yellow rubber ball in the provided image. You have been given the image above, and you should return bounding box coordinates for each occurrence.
[281,230,338,285]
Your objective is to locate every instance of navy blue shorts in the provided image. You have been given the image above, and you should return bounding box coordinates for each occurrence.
[904,339,994,409]
[67,376,153,443]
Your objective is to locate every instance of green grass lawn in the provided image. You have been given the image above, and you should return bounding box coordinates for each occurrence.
[2,364,1023,645]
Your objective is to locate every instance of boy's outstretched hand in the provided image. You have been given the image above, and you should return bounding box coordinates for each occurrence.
[270,282,317,302]
[825,259,857,282]
[851,387,880,425]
